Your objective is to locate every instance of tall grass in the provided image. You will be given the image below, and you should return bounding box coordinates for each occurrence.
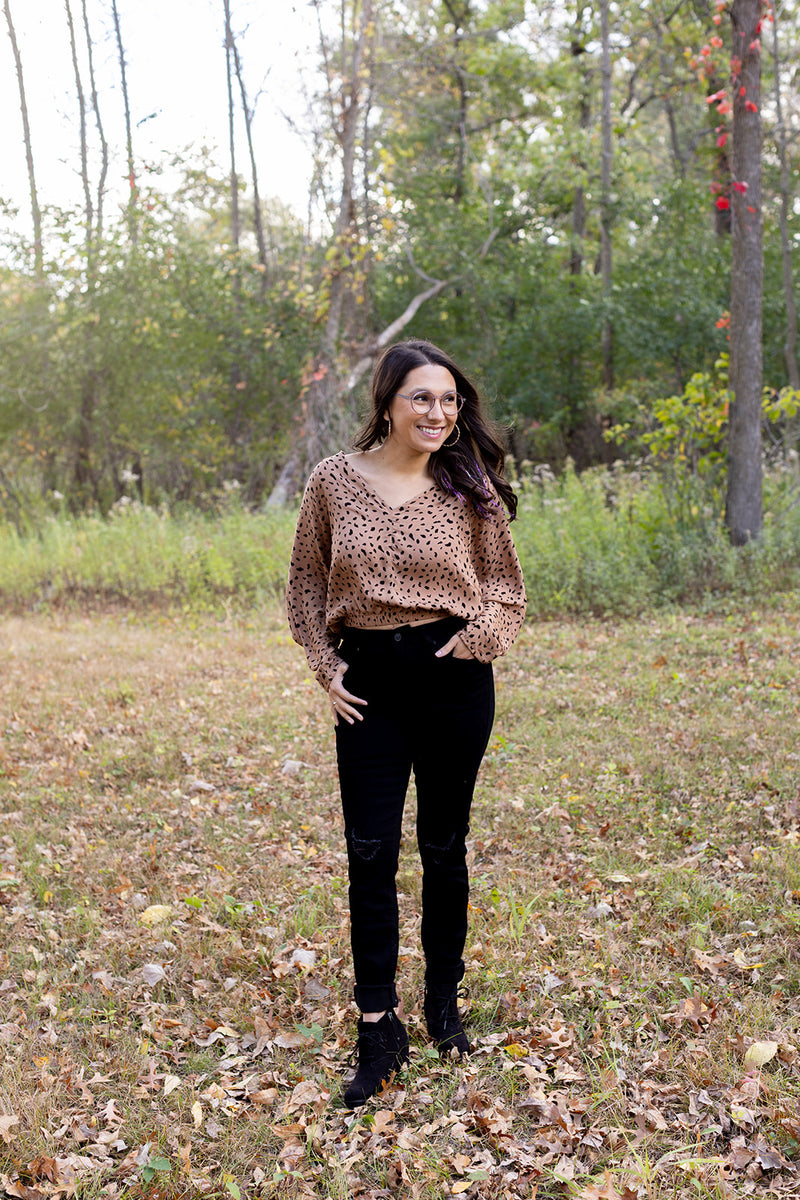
[513,460,800,613]
[1,463,799,613]
[0,498,296,609]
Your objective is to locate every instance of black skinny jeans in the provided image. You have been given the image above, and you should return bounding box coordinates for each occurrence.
[335,616,495,1013]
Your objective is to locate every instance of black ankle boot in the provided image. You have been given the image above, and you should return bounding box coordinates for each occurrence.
[342,1010,409,1107]
[424,984,470,1057]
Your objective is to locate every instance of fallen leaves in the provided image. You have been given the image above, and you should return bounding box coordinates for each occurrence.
[1,610,799,1199]
[0,1119,18,1146]
[744,1040,779,1071]
[138,904,172,926]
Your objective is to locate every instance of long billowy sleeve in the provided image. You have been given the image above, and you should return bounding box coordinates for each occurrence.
[286,467,345,690]
[457,504,527,662]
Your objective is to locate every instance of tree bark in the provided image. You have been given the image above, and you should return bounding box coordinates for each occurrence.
[65,0,100,500]
[229,24,270,297]
[81,0,107,240]
[771,0,799,461]
[3,0,43,279]
[111,0,137,245]
[724,0,763,544]
[65,0,93,273]
[569,24,590,278]
[223,0,241,256]
[599,0,614,389]
[443,0,470,205]
[222,0,248,448]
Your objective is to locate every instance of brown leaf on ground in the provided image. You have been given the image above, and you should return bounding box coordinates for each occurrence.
[0,1117,18,1145]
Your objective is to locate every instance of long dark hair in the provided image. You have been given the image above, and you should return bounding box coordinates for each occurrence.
[353,339,518,520]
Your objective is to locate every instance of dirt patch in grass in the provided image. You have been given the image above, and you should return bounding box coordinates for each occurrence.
[1,607,798,1199]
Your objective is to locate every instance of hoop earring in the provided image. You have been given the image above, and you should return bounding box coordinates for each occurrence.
[443,423,461,447]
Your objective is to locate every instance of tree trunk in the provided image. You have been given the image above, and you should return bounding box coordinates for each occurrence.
[223,0,240,257]
[266,0,504,508]
[65,0,93,272]
[111,0,137,245]
[569,24,590,278]
[599,0,614,389]
[771,3,799,456]
[724,0,763,544]
[274,0,374,499]
[66,0,100,503]
[443,0,470,205]
[654,15,686,179]
[3,0,43,279]
[230,24,270,297]
[80,0,107,240]
[221,0,248,447]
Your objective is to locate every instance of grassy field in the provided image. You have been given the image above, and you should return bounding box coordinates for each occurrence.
[1,604,799,1199]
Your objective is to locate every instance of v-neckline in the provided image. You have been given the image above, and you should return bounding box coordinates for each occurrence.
[341,452,438,511]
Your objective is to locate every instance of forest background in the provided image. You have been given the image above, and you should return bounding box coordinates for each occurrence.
[1,0,799,567]
[2,5,800,1198]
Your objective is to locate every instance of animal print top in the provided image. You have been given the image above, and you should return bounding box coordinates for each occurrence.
[286,452,527,689]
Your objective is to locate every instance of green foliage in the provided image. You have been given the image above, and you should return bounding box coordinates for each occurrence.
[0,499,296,610]
[3,464,799,616]
[0,166,316,515]
[607,356,800,532]
[2,0,800,512]
[513,457,800,613]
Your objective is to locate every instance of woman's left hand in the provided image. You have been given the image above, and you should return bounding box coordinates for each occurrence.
[435,633,476,661]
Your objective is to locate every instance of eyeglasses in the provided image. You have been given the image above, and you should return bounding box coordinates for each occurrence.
[395,389,465,415]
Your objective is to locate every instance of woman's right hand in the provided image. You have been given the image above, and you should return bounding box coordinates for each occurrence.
[328,663,367,726]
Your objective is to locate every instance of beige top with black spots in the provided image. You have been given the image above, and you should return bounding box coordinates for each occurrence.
[287,452,527,689]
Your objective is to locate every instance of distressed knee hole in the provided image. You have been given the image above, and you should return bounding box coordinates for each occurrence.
[347,832,396,863]
[421,832,463,867]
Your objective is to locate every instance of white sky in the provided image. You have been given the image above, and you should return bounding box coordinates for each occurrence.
[0,0,318,233]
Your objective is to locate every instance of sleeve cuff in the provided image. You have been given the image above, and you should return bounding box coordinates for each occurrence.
[314,653,346,691]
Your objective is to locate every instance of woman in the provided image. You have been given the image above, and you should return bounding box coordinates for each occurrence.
[286,339,526,1106]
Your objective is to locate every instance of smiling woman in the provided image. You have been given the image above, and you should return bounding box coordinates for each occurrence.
[286,338,527,1106]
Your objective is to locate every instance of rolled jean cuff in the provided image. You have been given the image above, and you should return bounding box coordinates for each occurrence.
[354,983,400,1013]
